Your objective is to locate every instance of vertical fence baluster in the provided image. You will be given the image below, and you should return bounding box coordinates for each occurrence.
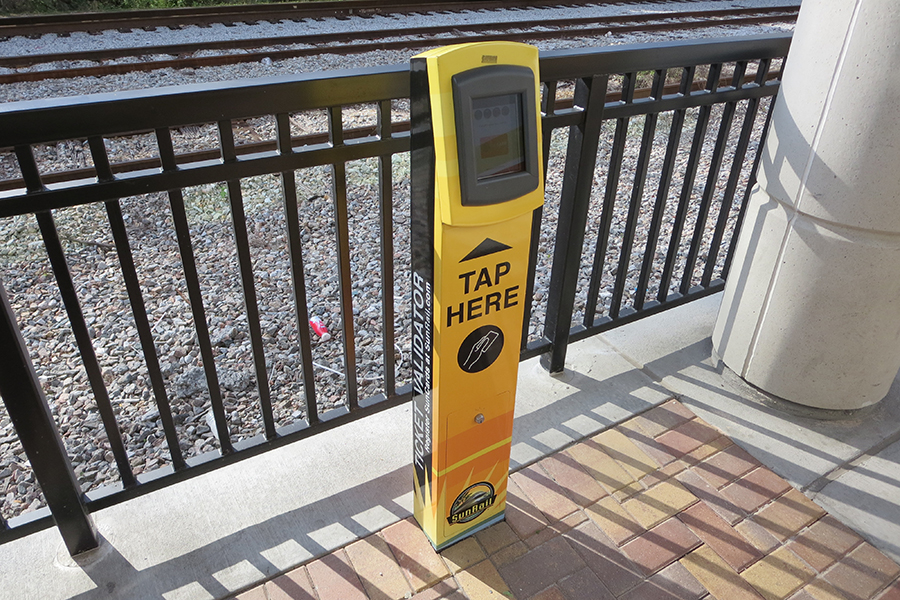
[658,63,722,301]
[582,128,622,325]
[521,205,544,352]
[680,63,740,294]
[541,74,608,373]
[716,58,772,279]
[162,128,228,457]
[540,81,558,179]
[163,129,234,455]
[166,189,231,450]
[701,60,752,286]
[87,136,113,183]
[19,139,139,488]
[655,66,696,303]
[609,70,664,319]
[95,129,184,469]
[328,106,360,409]
[376,100,397,399]
[0,280,99,555]
[521,81,558,351]
[722,58,777,280]
[104,199,187,467]
[637,68,690,310]
[33,211,140,473]
[541,80,558,118]
[28,174,145,483]
[217,121,275,442]
[158,127,232,456]
[276,113,319,424]
[4,146,98,555]
[585,73,636,325]
[226,176,275,439]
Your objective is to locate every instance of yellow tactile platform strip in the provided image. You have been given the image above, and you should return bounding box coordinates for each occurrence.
[230,399,900,600]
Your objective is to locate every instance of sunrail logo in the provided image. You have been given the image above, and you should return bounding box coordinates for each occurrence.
[447,482,496,525]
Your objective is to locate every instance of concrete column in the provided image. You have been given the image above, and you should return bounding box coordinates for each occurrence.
[713,0,900,410]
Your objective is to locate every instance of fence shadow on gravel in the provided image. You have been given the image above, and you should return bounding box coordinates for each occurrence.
[0,33,790,554]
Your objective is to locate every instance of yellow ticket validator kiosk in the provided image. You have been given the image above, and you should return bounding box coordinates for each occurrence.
[410,41,543,550]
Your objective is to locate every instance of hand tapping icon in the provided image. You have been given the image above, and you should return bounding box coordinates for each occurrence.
[462,330,500,371]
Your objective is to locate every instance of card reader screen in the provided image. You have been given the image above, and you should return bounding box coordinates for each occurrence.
[471,93,526,181]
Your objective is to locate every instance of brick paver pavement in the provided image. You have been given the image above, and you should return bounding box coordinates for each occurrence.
[230,399,900,600]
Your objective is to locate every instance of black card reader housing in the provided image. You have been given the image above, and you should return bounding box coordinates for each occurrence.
[452,65,540,206]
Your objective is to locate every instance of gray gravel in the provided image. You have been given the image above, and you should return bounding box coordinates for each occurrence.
[0,4,794,523]
[0,0,799,58]
[0,0,797,102]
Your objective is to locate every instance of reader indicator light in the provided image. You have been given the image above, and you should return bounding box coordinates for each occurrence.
[472,93,526,180]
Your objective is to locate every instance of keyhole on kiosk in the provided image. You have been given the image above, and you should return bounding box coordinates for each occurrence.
[474,413,485,424]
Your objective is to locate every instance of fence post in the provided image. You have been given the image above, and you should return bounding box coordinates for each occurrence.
[0,279,98,555]
[540,74,608,373]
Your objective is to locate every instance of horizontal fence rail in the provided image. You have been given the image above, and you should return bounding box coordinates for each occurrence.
[0,34,790,553]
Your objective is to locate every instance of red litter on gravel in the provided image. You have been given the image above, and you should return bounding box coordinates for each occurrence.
[309,316,331,341]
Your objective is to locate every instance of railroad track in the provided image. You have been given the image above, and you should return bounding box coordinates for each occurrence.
[0,0,750,38]
[0,5,797,84]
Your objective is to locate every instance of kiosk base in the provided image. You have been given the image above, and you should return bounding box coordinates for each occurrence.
[424,512,505,552]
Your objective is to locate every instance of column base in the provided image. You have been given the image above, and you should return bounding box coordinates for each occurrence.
[713,186,900,411]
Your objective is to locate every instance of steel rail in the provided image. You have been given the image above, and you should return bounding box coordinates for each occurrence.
[0,6,798,69]
[0,9,796,84]
[0,0,735,37]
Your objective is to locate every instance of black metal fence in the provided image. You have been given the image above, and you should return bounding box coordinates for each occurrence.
[0,33,790,554]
